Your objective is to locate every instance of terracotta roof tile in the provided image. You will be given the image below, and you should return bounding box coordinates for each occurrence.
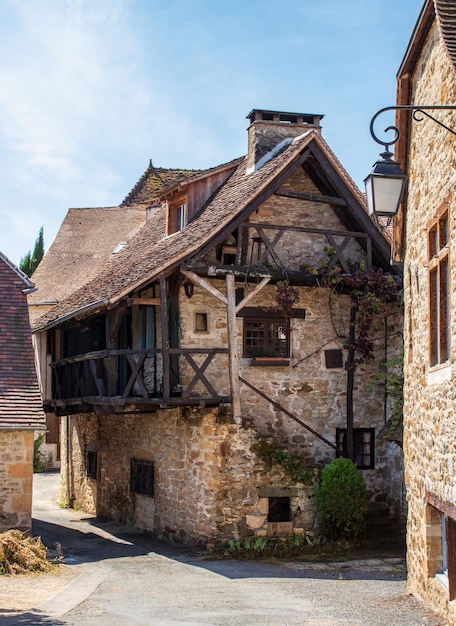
[121,161,205,206]
[0,255,46,430]
[435,0,456,71]
[28,205,147,323]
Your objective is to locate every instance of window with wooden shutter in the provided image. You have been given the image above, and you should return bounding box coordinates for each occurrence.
[428,209,450,366]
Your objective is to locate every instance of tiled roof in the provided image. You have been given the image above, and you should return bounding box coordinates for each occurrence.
[33,130,387,330]
[0,254,45,430]
[32,129,389,333]
[435,0,456,71]
[120,160,205,206]
[121,158,244,206]
[28,205,147,322]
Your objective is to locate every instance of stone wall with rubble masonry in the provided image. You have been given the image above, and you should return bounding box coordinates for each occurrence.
[402,19,456,625]
[61,409,318,546]
[0,430,34,532]
[179,276,403,511]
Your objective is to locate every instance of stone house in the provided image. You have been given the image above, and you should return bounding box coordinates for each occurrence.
[0,252,46,532]
[394,1,456,623]
[31,109,403,546]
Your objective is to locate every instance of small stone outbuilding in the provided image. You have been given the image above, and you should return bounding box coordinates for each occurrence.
[0,252,46,532]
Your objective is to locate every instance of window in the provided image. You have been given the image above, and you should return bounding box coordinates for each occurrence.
[426,497,456,600]
[86,450,98,480]
[268,497,291,522]
[429,209,449,366]
[167,200,187,235]
[336,428,375,470]
[243,317,290,358]
[195,312,208,332]
[131,458,154,497]
[325,349,343,369]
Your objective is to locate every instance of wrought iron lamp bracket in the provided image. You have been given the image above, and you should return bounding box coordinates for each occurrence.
[370,105,456,152]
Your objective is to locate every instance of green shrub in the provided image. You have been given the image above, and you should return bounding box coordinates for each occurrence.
[33,433,46,473]
[315,457,368,540]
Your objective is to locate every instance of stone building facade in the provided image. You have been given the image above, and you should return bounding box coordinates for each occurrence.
[32,108,404,547]
[395,1,456,623]
[0,252,46,532]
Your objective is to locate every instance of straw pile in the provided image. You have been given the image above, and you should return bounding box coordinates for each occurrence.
[0,530,57,575]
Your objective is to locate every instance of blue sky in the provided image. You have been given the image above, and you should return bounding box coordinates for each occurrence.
[0,0,423,266]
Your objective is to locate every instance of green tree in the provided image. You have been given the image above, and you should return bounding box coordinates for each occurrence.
[20,227,44,277]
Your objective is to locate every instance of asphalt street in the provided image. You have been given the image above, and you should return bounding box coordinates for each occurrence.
[0,473,444,626]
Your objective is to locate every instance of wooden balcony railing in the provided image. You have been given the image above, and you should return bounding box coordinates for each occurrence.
[48,347,231,413]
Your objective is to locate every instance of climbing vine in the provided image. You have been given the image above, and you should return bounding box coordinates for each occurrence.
[299,248,402,367]
[251,439,313,485]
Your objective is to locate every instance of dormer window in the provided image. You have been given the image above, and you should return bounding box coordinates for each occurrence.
[167,198,187,235]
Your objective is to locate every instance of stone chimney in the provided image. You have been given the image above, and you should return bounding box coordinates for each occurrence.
[246,109,324,173]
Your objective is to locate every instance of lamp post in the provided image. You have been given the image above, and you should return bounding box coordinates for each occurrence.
[365,105,456,219]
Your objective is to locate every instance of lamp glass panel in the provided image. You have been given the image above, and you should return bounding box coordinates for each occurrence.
[371,176,404,216]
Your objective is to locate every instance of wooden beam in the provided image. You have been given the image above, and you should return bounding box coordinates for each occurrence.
[193,148,312,261]
[159,274,170,400]
[226,274,242,423]
[235,277,270,313]
[128,297,160,306]
[275,187,347,206]
[181,269,228,305]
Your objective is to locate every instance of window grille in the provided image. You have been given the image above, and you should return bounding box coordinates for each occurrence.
[131,459,154,497]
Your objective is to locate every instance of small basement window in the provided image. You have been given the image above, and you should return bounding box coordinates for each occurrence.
[268,497,291,522]
[131,459,154,497]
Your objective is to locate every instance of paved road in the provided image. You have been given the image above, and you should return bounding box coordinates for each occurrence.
[1,473,444,626]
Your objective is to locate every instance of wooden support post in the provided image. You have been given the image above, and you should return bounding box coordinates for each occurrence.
[160,274,170,401]
[226,274,242,423]
[345,299,357,463]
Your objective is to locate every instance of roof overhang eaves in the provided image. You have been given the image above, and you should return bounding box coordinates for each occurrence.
[397,0,434,78]
[34,299,111,332]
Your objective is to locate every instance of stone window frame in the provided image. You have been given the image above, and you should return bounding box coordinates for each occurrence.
[428,205,450,367]
[336,428,375,470]
[426,493,456,600]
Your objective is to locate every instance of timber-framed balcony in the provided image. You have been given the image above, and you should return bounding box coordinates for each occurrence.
[46,347,231,416]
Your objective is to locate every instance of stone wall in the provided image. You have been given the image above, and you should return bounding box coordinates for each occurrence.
[402,18,456,625]
[61,408,317,546]
[0,430,34,532]
[179,277,404,512]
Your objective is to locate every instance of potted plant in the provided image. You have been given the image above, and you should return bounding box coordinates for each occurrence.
[46,451,53,470]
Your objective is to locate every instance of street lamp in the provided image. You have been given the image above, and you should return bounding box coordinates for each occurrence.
[364,150,406,217]
[366,105,456,218]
